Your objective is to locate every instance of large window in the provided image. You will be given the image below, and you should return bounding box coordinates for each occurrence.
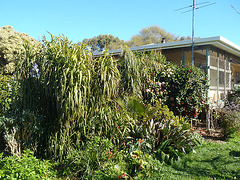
[208,47,231,103]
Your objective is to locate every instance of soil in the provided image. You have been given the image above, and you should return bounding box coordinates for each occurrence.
[193,121,226,143]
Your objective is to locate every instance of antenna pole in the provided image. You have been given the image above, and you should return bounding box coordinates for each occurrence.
[192,0,195,66]
[175,0,216,66]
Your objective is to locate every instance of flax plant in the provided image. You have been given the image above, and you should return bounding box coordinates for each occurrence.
[119,47,143,97]
[16,34,122,160]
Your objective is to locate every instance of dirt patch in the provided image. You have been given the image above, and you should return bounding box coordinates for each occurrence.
[193,122,226,143]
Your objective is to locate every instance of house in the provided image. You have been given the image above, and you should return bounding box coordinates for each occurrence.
[94,36,240,106]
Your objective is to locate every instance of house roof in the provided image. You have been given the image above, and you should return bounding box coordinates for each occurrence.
[93,36,240,58]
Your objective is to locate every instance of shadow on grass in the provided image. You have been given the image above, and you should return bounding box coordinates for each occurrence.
[229,150,240,158]
[170,154,240,180]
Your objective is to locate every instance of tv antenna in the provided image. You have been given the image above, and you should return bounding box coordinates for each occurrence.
[175,1,216,66]
[232,5,240,15]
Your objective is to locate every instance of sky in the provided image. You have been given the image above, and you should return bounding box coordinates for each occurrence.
[1,0,240,45]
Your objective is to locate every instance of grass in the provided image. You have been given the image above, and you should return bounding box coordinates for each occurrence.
[150,134,240,180]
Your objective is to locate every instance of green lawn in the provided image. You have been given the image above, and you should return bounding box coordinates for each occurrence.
[152,135,240,180]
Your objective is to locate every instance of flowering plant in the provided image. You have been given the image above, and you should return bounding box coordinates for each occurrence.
[142,54,175,105]
[142,56,209,119]
[167,66,209,118]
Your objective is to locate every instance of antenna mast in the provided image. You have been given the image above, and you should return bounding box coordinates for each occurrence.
[232,5,240,15]
[192,0,195,66]
[175,1,216,66]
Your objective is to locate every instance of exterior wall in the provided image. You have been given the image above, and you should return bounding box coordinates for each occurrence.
[162,49,183,65]
[184,50,192,65]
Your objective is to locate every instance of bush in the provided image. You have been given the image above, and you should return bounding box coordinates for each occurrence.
[119,97,198,164]
[0,149,56,179]
[141,51,175,105]
[167,66,209,118]
[229,85,240,104]
[145,105,198,164]
[57,136,161,179]
[141,53,209,119]
[0,110,45,156]
[0,74,19,116]
[218,109,240,138]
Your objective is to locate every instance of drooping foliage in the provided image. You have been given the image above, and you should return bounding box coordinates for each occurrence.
[15,34,128,159]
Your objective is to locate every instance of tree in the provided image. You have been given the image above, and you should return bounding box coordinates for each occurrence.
[126,25,191,47]
[126,25,177,47]
[81,34,125,52]
[0,26,40,75]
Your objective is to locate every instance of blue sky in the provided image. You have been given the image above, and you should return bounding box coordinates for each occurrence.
[1,0,240,45]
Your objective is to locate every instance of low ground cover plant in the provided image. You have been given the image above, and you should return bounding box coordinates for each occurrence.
[0,149,57,179]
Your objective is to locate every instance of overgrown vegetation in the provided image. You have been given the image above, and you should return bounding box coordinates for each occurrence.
[0,32,228,179]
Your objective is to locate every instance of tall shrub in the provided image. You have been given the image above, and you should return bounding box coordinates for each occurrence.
[140,51,175,105]
[167,66,209,118]
[16,34,124,159]
[141,55,209,119]
[118,47,149,97]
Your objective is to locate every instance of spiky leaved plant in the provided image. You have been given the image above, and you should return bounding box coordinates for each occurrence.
[16,34,124,160]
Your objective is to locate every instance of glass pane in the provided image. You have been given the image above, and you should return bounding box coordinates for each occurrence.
[219,59,225,69]
[210,69,217,86]
[219,71,225,87]
[210,56,217,67]
[226,73,230,88]
[194,49,206,67]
